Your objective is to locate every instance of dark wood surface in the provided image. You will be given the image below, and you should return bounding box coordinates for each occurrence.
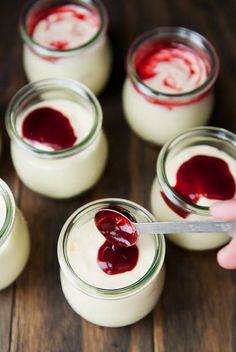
[1,0,236,351]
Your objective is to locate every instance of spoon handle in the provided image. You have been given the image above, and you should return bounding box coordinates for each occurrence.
[135,220,236,238]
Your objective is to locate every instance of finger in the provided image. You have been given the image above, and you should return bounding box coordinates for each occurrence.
[217,239,236,269]
[210,199,236,220]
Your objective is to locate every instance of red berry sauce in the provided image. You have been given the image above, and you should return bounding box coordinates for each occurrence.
[162,155,235,218]
[22,107,77,150]
[136,43,209,83]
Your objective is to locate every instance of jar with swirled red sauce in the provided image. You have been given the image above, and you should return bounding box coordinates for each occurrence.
[122,27,219,145]
[20,0,112,95]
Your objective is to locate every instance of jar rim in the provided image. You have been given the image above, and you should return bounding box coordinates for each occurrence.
[57,198,165,298]
[5,78,103,159]
[19,0,108,58]
[157,126,236,216]
[126,26,219,102]
[0,179,16,247]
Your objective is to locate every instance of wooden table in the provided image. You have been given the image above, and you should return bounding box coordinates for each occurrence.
[1,0,236,351]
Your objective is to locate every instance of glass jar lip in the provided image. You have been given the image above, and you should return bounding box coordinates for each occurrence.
[157,126,236,216]
[126,26,219,102]
[19,0,108,58]
[57,198,165,298]
[5,78,103,159]
[0,179,16,247]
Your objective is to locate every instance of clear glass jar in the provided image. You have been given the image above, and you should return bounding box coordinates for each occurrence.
[122,27,219,145]
[150,127,236,250]
[57,198,165,327]
[20,0,112,95]
[5,79,108,199]
[0,179,30,290]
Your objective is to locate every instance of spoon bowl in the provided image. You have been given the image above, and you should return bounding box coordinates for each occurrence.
[94,208,138,247]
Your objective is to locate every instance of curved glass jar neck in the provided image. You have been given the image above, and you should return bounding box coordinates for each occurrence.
[5,79,103,159]
[57,198,165,299]
[20,0,108,58]
[127,27,219,106]
[0,179,16,248]
[157,127,236,216]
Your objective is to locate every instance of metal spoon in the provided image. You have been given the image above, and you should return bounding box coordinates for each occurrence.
[134,219,236,236]
[95,208,236,247]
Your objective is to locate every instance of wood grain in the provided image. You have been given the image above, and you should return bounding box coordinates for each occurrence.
[0,0,236,351]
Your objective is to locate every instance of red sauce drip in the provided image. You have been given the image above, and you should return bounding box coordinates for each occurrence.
[49,40,69,50]
[162,155,236,218]
[22,107,77,150]
[136,43,172,81]
[161,191,189,219]
[97,241,139,275]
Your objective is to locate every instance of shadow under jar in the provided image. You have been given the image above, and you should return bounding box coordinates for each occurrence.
[150,127,236,250]
[0,179,30,290]
[57,198,165,327]
[122,27,219,145]
[5,79,108,199]
[20,0,112,95]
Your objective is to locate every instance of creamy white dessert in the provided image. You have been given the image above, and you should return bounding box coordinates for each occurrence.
[0,181,30,290]
[6,80,108,199]
[151,145,236,250]
[21,1,112,95]
[123,79,213,145]
[122,28,219,145]
[58,200,165,327]
[123,78,214,145]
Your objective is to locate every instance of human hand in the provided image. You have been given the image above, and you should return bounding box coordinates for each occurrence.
[210,199,236,269]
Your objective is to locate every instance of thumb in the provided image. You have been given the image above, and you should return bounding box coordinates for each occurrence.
[210,199,236,220]
[217,239,236,269]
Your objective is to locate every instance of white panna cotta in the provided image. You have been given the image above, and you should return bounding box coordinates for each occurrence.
[58,199,165,327]
[151,127,236,250]
[20,0,112,95]
[122,27,219,145]
[0,179,30,290]
[6,79,108,199]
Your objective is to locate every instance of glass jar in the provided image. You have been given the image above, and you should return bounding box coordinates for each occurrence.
[20,0,112,95]
[150,127,236,250]
[122,27,219,145]
[0,179,30,290]
[5,79,108,199]
[57,198,165,327]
